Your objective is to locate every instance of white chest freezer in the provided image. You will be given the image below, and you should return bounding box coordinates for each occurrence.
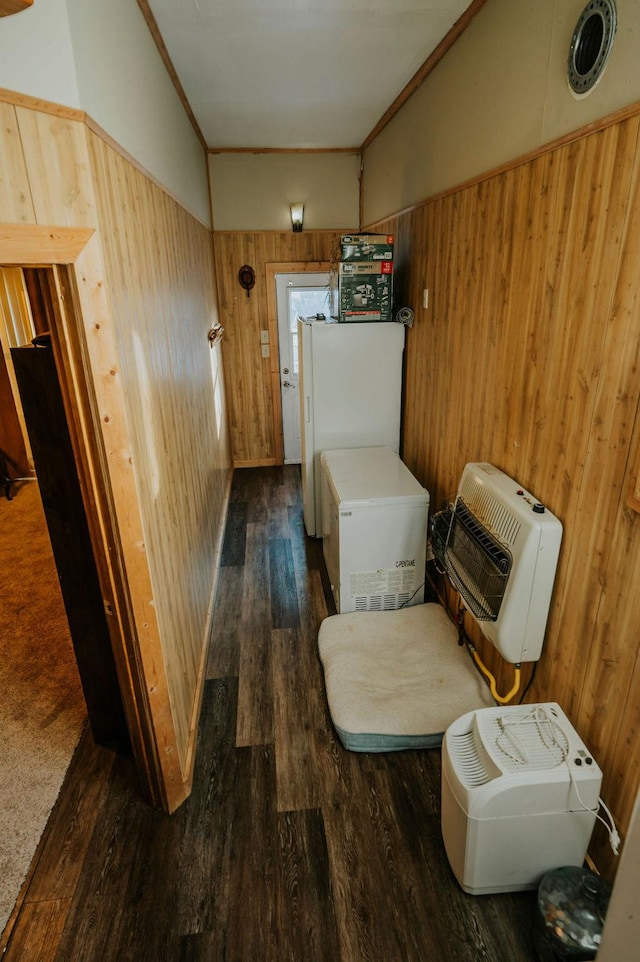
[320,447,429,613]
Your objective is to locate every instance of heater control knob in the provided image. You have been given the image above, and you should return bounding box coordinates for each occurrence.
[533,503,545,513]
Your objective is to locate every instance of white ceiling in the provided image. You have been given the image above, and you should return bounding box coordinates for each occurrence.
[146,0,471,149]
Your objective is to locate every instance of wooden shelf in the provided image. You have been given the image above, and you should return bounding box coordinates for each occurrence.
[0,0,33,17]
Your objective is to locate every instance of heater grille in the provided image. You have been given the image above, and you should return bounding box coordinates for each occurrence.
[433,462,562,663]
[444,500,512,621]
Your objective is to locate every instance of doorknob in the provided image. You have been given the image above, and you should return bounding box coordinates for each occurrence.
[282,380,294,388]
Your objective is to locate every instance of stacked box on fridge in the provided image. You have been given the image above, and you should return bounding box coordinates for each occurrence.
[335,234,394,323]
[340,234,394,262]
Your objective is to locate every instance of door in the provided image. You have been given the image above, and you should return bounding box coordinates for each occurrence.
[275,272,329,463]
[12,338,130,749]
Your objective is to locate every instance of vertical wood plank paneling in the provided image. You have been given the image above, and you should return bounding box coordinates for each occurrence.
[0,103,34,223]
[89,133,231,776]
[372,114,640,879]
[571,124,640,861]
[15,108,96,227]
[213,231,351,465]
[540,125,640,730]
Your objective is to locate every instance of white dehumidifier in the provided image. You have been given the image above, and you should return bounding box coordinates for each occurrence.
[441,703,602,894]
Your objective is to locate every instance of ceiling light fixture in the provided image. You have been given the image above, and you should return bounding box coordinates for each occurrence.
[290,203,304,233]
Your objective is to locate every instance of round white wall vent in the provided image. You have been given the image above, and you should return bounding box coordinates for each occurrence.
[567,0,617,96]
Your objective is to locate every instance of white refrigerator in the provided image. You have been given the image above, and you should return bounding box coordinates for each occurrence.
[298,318,405,537]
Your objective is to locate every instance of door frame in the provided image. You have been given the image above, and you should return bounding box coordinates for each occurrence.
[0,223,167,809]
[265,261,330,464]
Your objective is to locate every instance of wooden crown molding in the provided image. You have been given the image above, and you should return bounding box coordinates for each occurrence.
[0,86,84,122]
[135,0,208,153]
[208,146,360,155]
[361,0,488,151]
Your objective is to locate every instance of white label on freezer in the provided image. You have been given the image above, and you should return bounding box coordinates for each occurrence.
[350,566,416,597]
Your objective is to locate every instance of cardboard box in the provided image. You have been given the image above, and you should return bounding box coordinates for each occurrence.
[337,261,393,322]
[340,234,394,262]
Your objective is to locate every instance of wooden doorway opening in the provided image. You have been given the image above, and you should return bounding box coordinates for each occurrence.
[9,267,129,748]
[0,224,166,809]
[265,261,330,464]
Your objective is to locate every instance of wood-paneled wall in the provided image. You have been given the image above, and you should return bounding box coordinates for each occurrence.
[371,114,640,879]
[0,94,231,810]
[213,231,350,465]
[89,132,230,774]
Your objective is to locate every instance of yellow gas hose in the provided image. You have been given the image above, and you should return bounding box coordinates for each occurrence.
[470,646,521,704]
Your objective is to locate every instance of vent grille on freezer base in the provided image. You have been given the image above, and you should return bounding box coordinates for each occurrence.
[354,592,411,611]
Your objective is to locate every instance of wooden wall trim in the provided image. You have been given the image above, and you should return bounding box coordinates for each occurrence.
[0,224,95,264]
[208,147,360,154]
[234,458,280,468]
[0,88,210,228]
[0,86,84,122]
[213,228,353,236]
[364,97,640,230]
[83,115,211,229]
[360,0,488,151]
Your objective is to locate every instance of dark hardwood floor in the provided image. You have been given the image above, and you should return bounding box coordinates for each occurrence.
[2,466,539,961]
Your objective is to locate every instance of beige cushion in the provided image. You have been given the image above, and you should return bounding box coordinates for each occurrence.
[318,603,495,751]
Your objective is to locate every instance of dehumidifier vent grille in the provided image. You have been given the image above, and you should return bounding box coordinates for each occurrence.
[481,708,571,773]
[447,731,492,788]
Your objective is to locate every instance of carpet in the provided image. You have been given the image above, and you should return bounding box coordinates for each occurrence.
[0,480,86,936]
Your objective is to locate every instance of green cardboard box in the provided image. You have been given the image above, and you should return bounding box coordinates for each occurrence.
[340,233,395,262]
[337,261,393,322]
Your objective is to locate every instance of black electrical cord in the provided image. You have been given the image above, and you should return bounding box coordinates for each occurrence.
[518,661,538,704]
[398,581,426,609]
